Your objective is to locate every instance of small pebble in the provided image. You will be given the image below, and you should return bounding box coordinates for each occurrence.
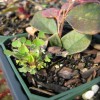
[82,90,94,100]
[60,64,63,67]
[55,65,60,69]
[82,68,88,73]
[91,84,99,94]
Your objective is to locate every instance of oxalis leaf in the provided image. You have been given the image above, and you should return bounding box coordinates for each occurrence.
[25,40,32,46]
[12,40,21,48]
[19,37,26,43]
[30,11,58,34]
[4,50,13,56]
[61,30,92,55]
[19,67,29,73]
[67,3,100,34]
[33,38,45,47]
[18,44,29,54]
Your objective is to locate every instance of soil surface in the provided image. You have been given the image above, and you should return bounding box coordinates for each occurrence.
[5,39,100,97]
[0,0,63,36]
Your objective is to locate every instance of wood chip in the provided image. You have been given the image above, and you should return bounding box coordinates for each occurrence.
[93,70,97,78]
[29,86,55,96]
[84,49,99,54]
[93,44,100,50]
[64,79,81,86]
[87,74,93,82]
[58,67,73,79]
[73,53,80,60]
[93,52,100,63]
[81,67,99,79]
[48,46,61,54]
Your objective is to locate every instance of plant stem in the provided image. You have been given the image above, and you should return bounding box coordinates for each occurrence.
[58,10,65,37]
[58,0,75,37]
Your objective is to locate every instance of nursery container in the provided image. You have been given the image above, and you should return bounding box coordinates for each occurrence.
[57,77,100,100]
[0,33,99,100]
[0,46,28,100]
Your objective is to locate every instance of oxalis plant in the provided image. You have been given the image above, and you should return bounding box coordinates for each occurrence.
[30,0,100,55]
[4,36,51,74]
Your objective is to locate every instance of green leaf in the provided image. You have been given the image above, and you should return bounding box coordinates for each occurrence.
[4,50,13,56]
[25,40,32,46]
[29,68,37,74]
[27,54,34,63]
[12,40,21,47]
[32,49,39,57]
[16,60,19,64]
[38,31,45,38]
[19,37,26,43]
[44,55,51,62]
[67,3,100,34]
[18,44,29,54]
[37,63,44,70]
[49,34,62,47]
[61,30,92,55]
[30,11,58,34]
[33,38,45,47]
[19,67,29,73]
[14,52,25,59]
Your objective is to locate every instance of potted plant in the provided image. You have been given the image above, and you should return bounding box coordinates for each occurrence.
[1,0,100,100]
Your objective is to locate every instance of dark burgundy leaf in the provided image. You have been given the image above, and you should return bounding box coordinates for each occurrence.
[18,6,30,18]
[42,8,60,18]
[61,1,74,11]
[76,0,100,3]
[18,6,26,14]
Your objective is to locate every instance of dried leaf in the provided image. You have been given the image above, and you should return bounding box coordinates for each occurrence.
[93,52,100,63]
[48,46,61,54]
[93,44,100,50]
[26,27,38,36]
[84,49,99,54]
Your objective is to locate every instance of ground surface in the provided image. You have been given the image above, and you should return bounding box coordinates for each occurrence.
[0,67,13,100]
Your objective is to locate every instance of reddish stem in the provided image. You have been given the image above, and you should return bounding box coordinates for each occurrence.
[58,0,75,37]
